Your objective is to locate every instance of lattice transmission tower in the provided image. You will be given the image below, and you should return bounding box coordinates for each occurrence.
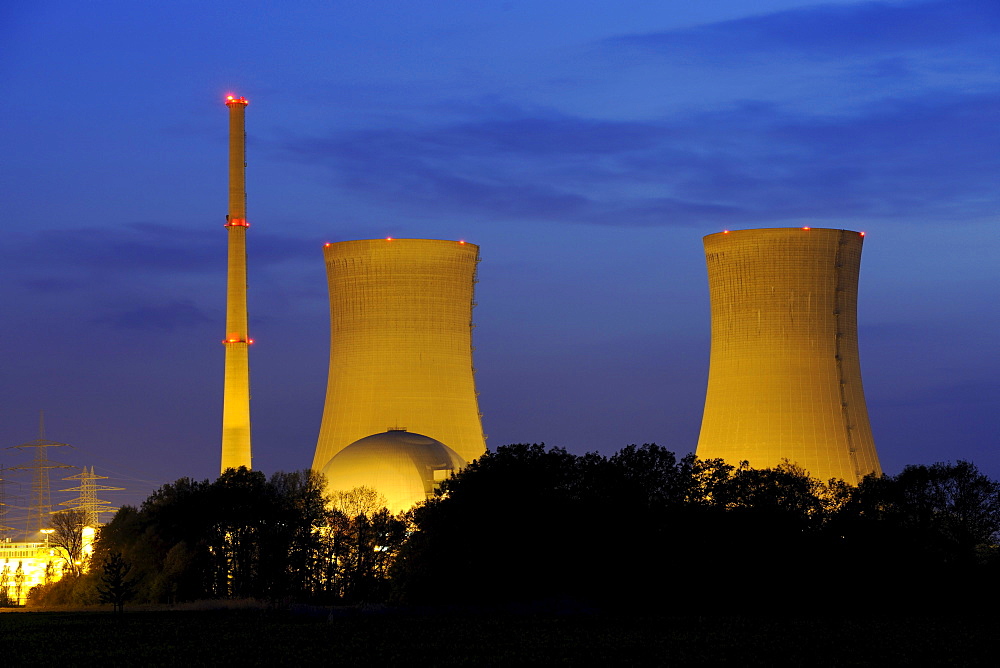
[59,467,123,526]
[0,466,14,538]
[5,412,74,538]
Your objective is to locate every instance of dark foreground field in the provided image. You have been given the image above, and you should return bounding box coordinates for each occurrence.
[2,607,997,666]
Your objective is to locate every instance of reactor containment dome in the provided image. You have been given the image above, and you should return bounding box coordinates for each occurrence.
[321,430,465,514]
[696,227,882,484]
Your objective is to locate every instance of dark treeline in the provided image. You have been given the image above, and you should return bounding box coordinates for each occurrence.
[397,445,1000,611]
[31,469,407,607]
[30,444,1000,612]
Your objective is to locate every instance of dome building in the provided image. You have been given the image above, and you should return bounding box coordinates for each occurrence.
[321,430,465,514]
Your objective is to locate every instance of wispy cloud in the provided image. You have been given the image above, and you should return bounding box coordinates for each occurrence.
[267,2,998,230]
[278,89,1000,228]
[0,224,319,295]
[612,0,1000,59]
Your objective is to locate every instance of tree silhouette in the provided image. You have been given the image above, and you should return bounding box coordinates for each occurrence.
[64,447,1000,614]
[98,551,135,613]
[50,509,87,577]
[329,486,388,518]
[0,563,12,607]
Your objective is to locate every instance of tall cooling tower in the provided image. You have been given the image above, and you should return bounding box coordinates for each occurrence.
[313,239,486,473]
[696,227,881,484]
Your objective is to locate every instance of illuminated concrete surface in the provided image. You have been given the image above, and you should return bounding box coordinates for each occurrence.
[321,430,465,514]
[696,228,882,484]
[220,96,252,473]
[1,541,55,605]
[313,238,486,478]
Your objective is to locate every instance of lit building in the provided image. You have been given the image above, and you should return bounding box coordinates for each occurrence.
[696,227,882,484]
[220,95,253,473]
[0,528,94,605]
[1,540,55,605]
[313,239,486,507]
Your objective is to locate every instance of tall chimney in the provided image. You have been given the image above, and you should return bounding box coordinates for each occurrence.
[220,94,252,472]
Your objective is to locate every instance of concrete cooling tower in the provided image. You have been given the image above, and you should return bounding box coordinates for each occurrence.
[696,227,882,484]
[313,238,487,498]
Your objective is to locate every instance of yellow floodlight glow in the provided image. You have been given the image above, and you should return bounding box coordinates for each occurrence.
[313,239,486,486]
[322,430,465,514]
[220,93,252,472]
[697,227,881,484]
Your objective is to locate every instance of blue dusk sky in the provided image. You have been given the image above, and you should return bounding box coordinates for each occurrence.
[1,0,998,511]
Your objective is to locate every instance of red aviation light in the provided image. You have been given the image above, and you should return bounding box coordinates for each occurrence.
[859,231,866,237]
[722,230,730,234]
[225,95,249,106]
[459,240,465,244]
[247,339,255,345]
[386,236,393,241]
[802,226,811,230]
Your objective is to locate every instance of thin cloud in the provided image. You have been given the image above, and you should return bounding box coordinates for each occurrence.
[0,224,320,295]
[277,90,999,228]
[611,0,1000,59]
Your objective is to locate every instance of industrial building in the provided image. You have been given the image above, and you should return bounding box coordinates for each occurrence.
[1,540,59,605]
[696,227,882,484]
[313,238,486,509]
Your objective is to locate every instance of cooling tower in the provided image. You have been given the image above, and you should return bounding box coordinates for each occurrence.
[313,239,486,476]
[696,227,881,484]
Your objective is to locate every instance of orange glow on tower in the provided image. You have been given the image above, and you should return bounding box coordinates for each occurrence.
[221,94,252,473]
[313,239,487,479]
[696,227,881,483]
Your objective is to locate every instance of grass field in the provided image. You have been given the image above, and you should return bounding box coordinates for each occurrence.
[2,606,997,665]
